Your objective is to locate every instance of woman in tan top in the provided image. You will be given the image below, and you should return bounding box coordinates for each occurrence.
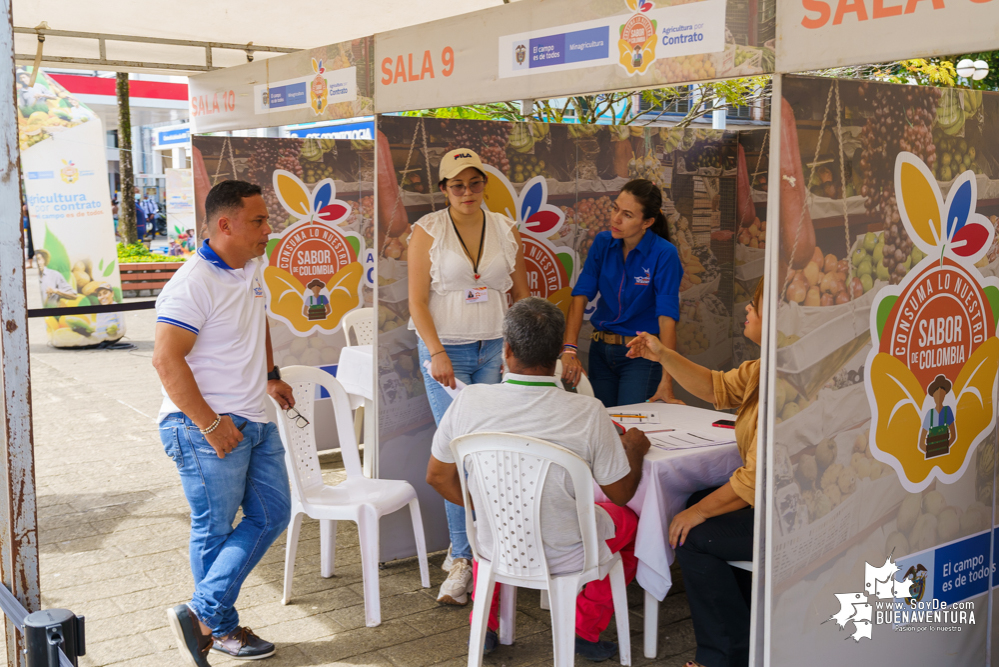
[627,278,763,667]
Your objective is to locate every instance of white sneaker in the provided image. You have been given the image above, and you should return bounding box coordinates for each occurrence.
[437,558,473,606]
[442,545,453,572]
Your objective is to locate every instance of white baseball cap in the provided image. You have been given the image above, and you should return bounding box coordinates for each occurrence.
[439,148,486,182]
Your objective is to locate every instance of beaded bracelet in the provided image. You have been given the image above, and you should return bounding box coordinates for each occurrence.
[200,416,222,435]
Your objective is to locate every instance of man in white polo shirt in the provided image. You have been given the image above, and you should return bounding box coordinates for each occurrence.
[426,297,650,662]
[153,180,295,666]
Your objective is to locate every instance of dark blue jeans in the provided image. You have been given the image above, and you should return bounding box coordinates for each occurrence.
[588,338,663,408]
[159,413,291,636]
[676,487,754,667]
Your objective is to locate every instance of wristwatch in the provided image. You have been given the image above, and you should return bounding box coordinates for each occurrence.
[267,366,281,382]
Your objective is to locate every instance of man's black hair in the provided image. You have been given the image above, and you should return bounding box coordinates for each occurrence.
[204,180,263,226]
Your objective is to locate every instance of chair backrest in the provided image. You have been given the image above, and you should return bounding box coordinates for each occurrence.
[270,366,365,500]
[450,432,602,582]
[342,307,375,347]
[553,359,595,397]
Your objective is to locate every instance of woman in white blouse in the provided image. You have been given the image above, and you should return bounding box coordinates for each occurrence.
[408,148,530,606]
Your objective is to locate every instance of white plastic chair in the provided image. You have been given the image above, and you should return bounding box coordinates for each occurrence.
[450,432,631,667]
[554,359,595,397]
[272,365,430,627]
[342,307,375,346]
[340,307,374,444]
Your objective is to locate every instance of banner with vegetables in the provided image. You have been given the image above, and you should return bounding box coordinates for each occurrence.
[16,67,125,347]
[165,168,196,257]
[769,75,999,666]
[375,115,744,441]
[192,136,373,370]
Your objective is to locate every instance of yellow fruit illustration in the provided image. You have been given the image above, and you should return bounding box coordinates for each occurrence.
[870,337,999,485]
[264,262,363,335]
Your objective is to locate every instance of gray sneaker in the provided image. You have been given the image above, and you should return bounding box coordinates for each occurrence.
[211,627,275,660]
[437,557,473,605]
[166,604,213,667]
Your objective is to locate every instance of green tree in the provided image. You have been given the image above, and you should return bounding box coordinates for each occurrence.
[816,51,999,91]
[401,76,771,128]
[116,73,137,245]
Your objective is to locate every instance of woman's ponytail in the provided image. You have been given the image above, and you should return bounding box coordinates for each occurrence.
[622,179,671,243]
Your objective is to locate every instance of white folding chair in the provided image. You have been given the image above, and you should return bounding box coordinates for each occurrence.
[272,365,430,627]
[451,432,631,667]
[341,307,375,444]
[342,307,375,346]
[553,359,595,397]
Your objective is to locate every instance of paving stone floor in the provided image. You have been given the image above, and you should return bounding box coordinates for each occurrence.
[13,268,698,666]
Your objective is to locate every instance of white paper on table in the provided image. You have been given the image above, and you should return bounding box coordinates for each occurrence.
[609,412,661,425]
[649,430,735,450]
[422,360,467,398]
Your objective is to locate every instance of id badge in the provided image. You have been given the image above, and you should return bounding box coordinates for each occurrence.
[465,287,489,304]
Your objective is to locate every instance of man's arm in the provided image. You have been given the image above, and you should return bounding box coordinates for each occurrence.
[598,428,651,506]
[427,456,464,506]
[152,322,242,458]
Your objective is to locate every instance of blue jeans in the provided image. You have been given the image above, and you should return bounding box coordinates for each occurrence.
[588,339,663,408]
[160,413,291,636]
[417,337,503,561]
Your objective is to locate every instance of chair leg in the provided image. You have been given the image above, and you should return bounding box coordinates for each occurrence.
[408,499,431,588]
[643,589,658,659]
[540,589,550,610]
[467,563,497,667]
[609,559,631,666]
[320,520,337,578]
[356,507,382,627]
[282,512,304,605]
[548,576,581,667]
[354,407,364,445]
[498,585,517,645]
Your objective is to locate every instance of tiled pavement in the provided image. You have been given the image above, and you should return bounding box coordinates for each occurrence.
[16,268,698,667]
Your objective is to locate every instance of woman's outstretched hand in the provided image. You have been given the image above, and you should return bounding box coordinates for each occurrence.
[626,332,664,362]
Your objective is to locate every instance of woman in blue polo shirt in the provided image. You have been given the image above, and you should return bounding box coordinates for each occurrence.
[561,179,683,407]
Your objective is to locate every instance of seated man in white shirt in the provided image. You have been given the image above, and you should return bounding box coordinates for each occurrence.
[426,296,651,662]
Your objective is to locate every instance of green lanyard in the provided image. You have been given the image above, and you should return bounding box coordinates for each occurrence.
[504,379,558,387]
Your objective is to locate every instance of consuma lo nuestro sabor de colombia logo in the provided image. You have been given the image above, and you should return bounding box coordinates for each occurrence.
[263,171,364,336]
[864,152,999,492]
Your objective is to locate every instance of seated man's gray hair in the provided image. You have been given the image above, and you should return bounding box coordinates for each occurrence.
[503,297,565,369]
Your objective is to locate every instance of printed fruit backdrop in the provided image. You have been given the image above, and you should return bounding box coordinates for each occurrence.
[769,75,999,666]
[375,115,750,440]
[192,136,373,371]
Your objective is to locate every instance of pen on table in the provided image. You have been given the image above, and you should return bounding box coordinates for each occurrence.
[609,414,649,419]
[643,429,675,434]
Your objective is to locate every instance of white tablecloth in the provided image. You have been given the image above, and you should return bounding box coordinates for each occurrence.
[335,345,376,477]
[336,345,373,409]
[593,403,743,601]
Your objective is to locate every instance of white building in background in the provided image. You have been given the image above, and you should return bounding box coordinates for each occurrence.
[45,69,190,205]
